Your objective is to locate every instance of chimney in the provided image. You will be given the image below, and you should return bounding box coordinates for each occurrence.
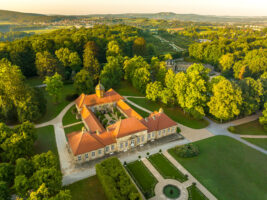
[107,127,109,132]
[159,108,164,113]
[145,118,148,122]
[96,130,100,135]
[152,116,155,120]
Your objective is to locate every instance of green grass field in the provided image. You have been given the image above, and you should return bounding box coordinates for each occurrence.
[62,105,81,126]
[187,185,208,200]
[230,120,267,135]
[64,123,84,136]
[242,138,267,150]
[65,176,107,200]
[168,136,267,200]
[128,102,150,118]
[25,76,44,86]
[127,98,209,129]
[148,153,187,182]
[115,81,144,97]
[34,125,60,168]
[126,160,158,199]
[37,84,75,123]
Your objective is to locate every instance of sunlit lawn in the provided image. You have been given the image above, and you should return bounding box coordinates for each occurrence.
[115,80,144,96]
[187,185,208,200]
[168,136,267,200]
[64,123,84,136]
[128,98,209,129]
[230,120,267,135]
[242,138,267,150]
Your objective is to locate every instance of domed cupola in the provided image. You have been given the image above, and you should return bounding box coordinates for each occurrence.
[95,81,105,98]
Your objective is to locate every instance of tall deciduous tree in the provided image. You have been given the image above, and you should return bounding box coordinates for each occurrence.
[146,81,163,102]
[35,51,62,77]
[74,69,94,94]
[259,102,267,130]
[43,73,63,103]
[174,64,210,119]
[132,67,151,94]
[239,78,263,116]
[123,56,149,81]
[100,56,123,89]
[208,79,243,122]
[106,41,122,57]
[132,37,146,56]
[83,41,100,81]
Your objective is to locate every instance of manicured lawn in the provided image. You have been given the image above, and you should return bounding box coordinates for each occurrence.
[126,160,158,199]
[115,81,144,97]
[65,175,107,200]
[34,125,59,168]
[242,138,267,150]
[148,153,187,182]
[230,120,267,135]
[187,185,208,200]
[128,98,209,129]
[64,123,84,135]
[168,136,267,200]
[128,102,150,118]
[62,105,81,126]
[37,84,75,123]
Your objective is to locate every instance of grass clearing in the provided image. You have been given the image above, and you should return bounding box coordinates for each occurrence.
[168,135,267,200]
[62,105,81,126]
[230,120,267,135]
[128,102,150,118]
[64,123,84,135]
[25,76,44,86]
[34,125,59,168]
[126,160,158,199]
[37,84,75,123]
[65,175,107,200]
[187,185,208,200]
[115,81,144,97]
[148,153,187,182]
[128,98,209,129]
[242,138,267,150]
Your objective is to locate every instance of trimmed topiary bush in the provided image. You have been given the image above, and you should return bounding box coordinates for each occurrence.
[228,126,236,133]
[176,127,181,133]
[174,143,199,158]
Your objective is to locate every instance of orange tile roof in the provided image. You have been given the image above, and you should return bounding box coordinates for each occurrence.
[67,131,105,156]
[109,117,148,139]
[75,89,124,108]
[92,131,116,146]
[141,112,177,133]
[80,106,105,133]
[117,99,143,120]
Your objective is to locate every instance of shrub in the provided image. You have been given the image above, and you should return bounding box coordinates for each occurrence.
[174,143,199,158]
[65,93,79,102]
[176,127,181,133]
[96,157,142,200]
[228,126,236,133]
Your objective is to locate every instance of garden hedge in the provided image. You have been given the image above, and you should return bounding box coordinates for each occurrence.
[96,157,142,200]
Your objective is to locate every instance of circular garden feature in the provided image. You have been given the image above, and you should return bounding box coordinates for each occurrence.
[163,184,180,199]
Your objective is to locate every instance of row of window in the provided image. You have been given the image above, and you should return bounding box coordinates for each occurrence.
[77,127,176,160]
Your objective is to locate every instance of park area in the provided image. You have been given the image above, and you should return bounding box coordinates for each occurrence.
[229,120,266,135]
[168,135,267,200]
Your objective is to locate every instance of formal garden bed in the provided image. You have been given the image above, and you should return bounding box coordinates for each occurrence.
[127,97,209,129]
[228,120,266,135]
[187,184,208,200]
[94,106,126,127]
[125,160,158,199]
[148,153,188,182]
[168,136,267,200]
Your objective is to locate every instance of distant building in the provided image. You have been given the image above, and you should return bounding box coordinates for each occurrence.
[67,82,178,163]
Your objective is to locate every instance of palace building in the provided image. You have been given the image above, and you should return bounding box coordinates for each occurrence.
[67,82,178,163]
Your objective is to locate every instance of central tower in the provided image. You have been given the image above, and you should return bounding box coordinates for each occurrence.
[95,81,105,98]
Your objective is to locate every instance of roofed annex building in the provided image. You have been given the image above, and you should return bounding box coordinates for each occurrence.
[67,82,179,163]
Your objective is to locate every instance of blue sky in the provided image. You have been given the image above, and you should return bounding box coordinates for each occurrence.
[1,0,266,16]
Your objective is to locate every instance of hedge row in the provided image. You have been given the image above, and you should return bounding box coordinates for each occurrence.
[96,157,142,200]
